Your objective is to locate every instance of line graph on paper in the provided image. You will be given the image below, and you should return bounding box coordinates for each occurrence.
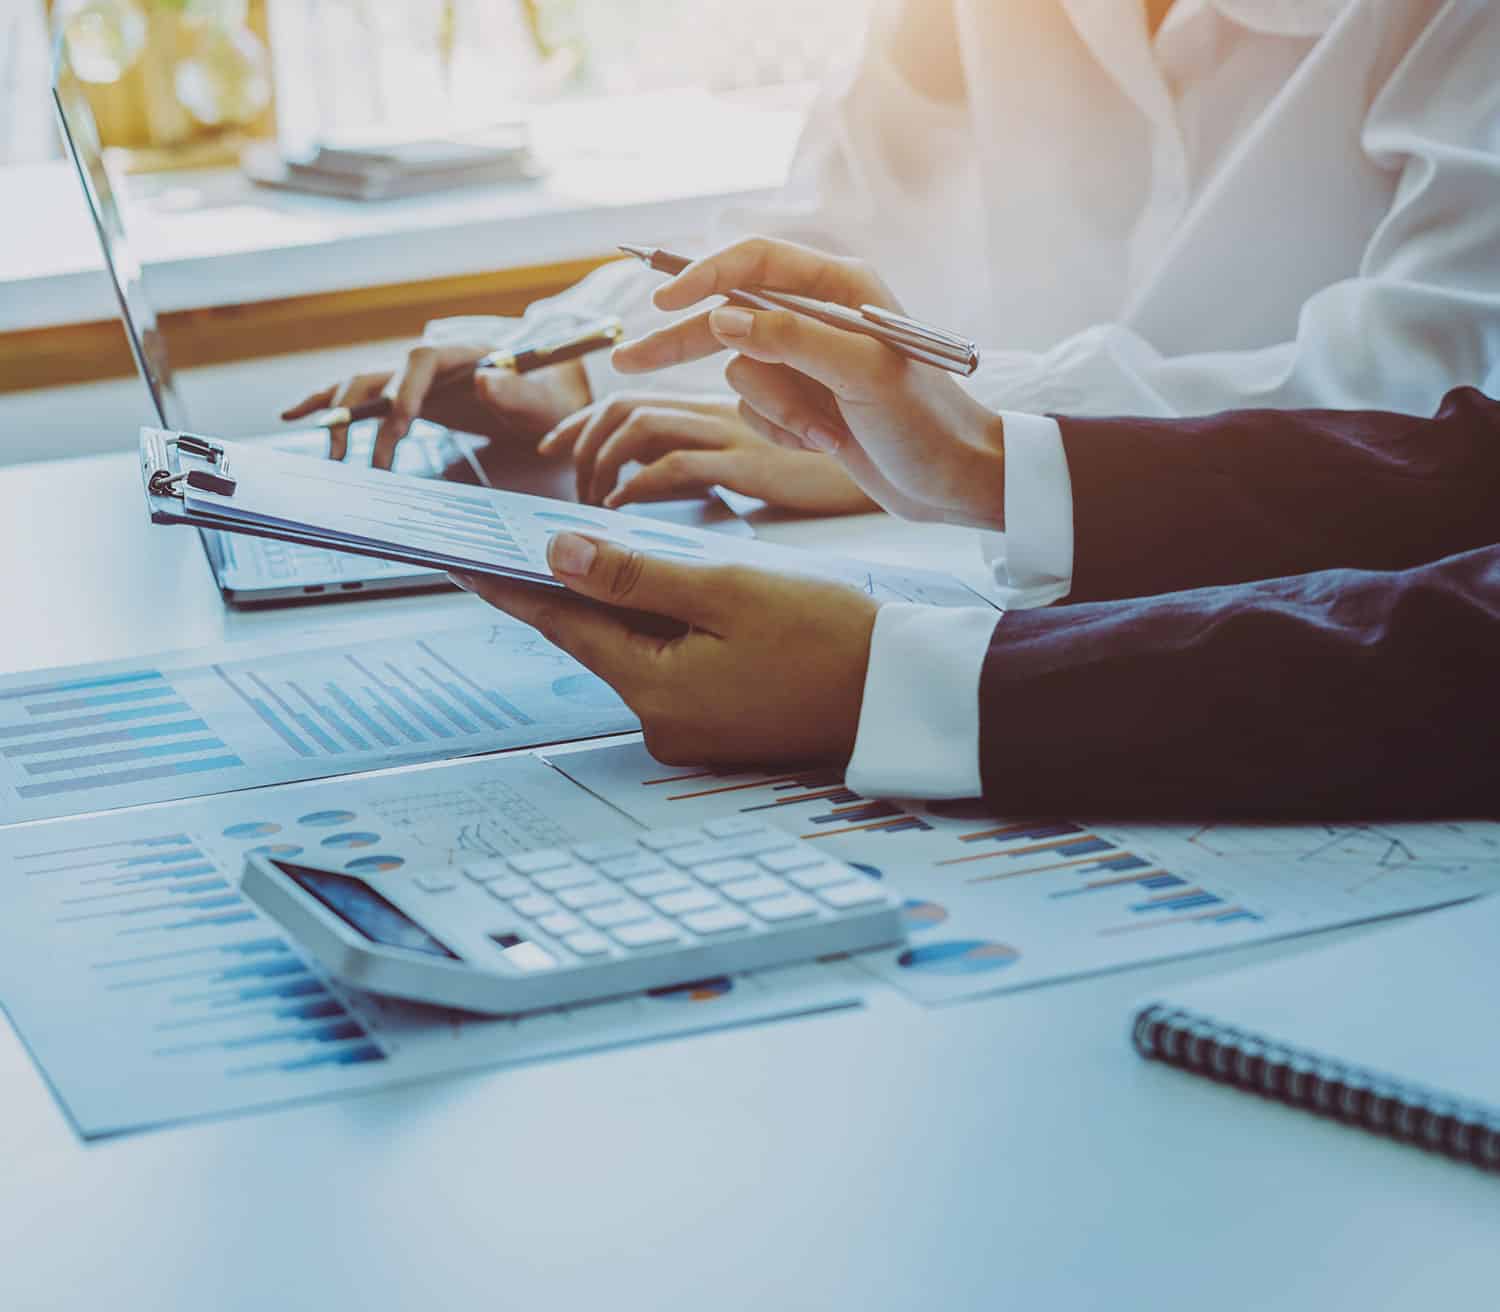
[1178,821,1500,879]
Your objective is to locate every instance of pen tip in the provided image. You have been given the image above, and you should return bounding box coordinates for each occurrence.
[617,243,652,260]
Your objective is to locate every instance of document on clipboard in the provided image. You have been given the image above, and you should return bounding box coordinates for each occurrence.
[139,428,1000,611]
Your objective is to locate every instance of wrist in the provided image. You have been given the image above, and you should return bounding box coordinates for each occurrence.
[945,407,1005,531]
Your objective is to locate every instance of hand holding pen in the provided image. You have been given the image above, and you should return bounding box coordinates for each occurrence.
[612,236,1008,531]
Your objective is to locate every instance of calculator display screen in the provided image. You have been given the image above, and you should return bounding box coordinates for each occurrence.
[280,862,459,959]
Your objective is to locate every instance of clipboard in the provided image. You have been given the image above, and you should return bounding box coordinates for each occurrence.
[139,427,1003,612]
[139,428,527,586]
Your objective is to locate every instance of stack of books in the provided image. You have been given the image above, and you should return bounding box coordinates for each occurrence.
[244,124,540,201]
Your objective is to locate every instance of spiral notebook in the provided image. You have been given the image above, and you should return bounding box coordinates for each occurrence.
[1133,895,1500,1172]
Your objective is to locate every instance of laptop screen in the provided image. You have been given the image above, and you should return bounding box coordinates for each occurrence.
[52,60,192,433]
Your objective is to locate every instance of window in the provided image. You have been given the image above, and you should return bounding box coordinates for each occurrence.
[4,0,870,166]
[266,0,870,150]
[1,0,55,165]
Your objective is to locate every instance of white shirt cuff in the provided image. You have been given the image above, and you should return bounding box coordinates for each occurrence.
[981,411,1074,609]
[845,603,1002,800]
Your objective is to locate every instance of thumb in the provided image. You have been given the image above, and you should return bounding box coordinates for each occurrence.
[547,532,732,631]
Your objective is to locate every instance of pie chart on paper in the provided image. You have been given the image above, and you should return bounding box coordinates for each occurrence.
[897,940,1020,974]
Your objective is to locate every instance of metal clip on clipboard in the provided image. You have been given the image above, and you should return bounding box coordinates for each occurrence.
[143,431,239,500]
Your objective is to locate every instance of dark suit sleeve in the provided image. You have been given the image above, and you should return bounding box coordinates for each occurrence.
[977,545,1500,818]
[1057,387,1500,603]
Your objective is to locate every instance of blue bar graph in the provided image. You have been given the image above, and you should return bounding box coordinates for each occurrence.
[363,687,425,742]
[326,683,396,747]
[416,639,542,727]
[485,688,534,726]
[23,737,227,776]
[1131,889,1225,914]
[242,671,342,755]
[265,1043,387,1074]
[3,717,209,758]
[106,863,218,885]
[26,686,177,715]
[0,670,166,701]
[0,700,192,737]
[386,662,475,733]
[286,680,368,750]
[17,754,243,800]
[420,668,505,730]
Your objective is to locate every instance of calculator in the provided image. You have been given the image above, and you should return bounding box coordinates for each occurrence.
[241,819,906,1015]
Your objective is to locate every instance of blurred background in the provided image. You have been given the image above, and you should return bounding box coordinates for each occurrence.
[0,0,876,466]
[3,0,871,166]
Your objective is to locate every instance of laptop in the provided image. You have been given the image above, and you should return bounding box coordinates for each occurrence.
[52,62,749,608]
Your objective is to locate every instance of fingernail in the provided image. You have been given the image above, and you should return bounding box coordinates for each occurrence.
[449,572,476,593]
[549,532,598,577]
[710,307,754,339]
[803,424,842,453]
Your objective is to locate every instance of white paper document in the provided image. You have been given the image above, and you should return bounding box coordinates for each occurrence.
[163,434,995,609]
[547,743,1500,1005]
[0,615,636,824]
[0,753,860,1138]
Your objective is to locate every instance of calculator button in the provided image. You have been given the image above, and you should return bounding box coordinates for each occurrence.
[496,940,557,973]
[757,847,822,874]
[536,911,583,937]
[512,894,557,918]
[486,881,534,905]
[507,848,574,875]
[652,888,719,916]
[414,872,459,893]
[558,882,623,911]
[598,853,666,880]
[563,931,612,958]
[625,872,694,898]
[694,859,760,886]
[482,875,534,901]
[714,832,800,859]
[462,860,511,883]
[817,880,888,910]
[720,875,790,904]
[573,839,640,863]
[584,901,654,929]
[533,863,597,892]
[752,892,820,922]
[637,828,704,852]
[665,842,737,868]
[702,817,777,839]
[788,864,851,892]
[610,919,682,949]
[680,907,752,936]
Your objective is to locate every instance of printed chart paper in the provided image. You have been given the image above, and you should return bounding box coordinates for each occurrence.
[173,435,995,609]
[548,742,1500,1005]
[0,616,636,824]
[0,753,859,1138]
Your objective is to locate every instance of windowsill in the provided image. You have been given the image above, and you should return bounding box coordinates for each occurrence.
[0,88,806,336]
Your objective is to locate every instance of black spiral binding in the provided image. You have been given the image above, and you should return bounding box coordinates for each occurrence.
[1132,1004,1500,1172]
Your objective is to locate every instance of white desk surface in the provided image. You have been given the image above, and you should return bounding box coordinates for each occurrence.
[1,449,1496,1312]
[0,89,802,334]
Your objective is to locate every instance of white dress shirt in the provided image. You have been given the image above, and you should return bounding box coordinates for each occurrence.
[433,0,1500,799]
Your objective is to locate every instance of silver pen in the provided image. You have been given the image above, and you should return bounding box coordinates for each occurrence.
[619,244,980,376]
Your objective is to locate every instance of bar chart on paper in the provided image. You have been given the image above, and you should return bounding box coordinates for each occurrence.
[0,620,636,823]
[0,753,859,1138]
[548,742,1500,1003]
